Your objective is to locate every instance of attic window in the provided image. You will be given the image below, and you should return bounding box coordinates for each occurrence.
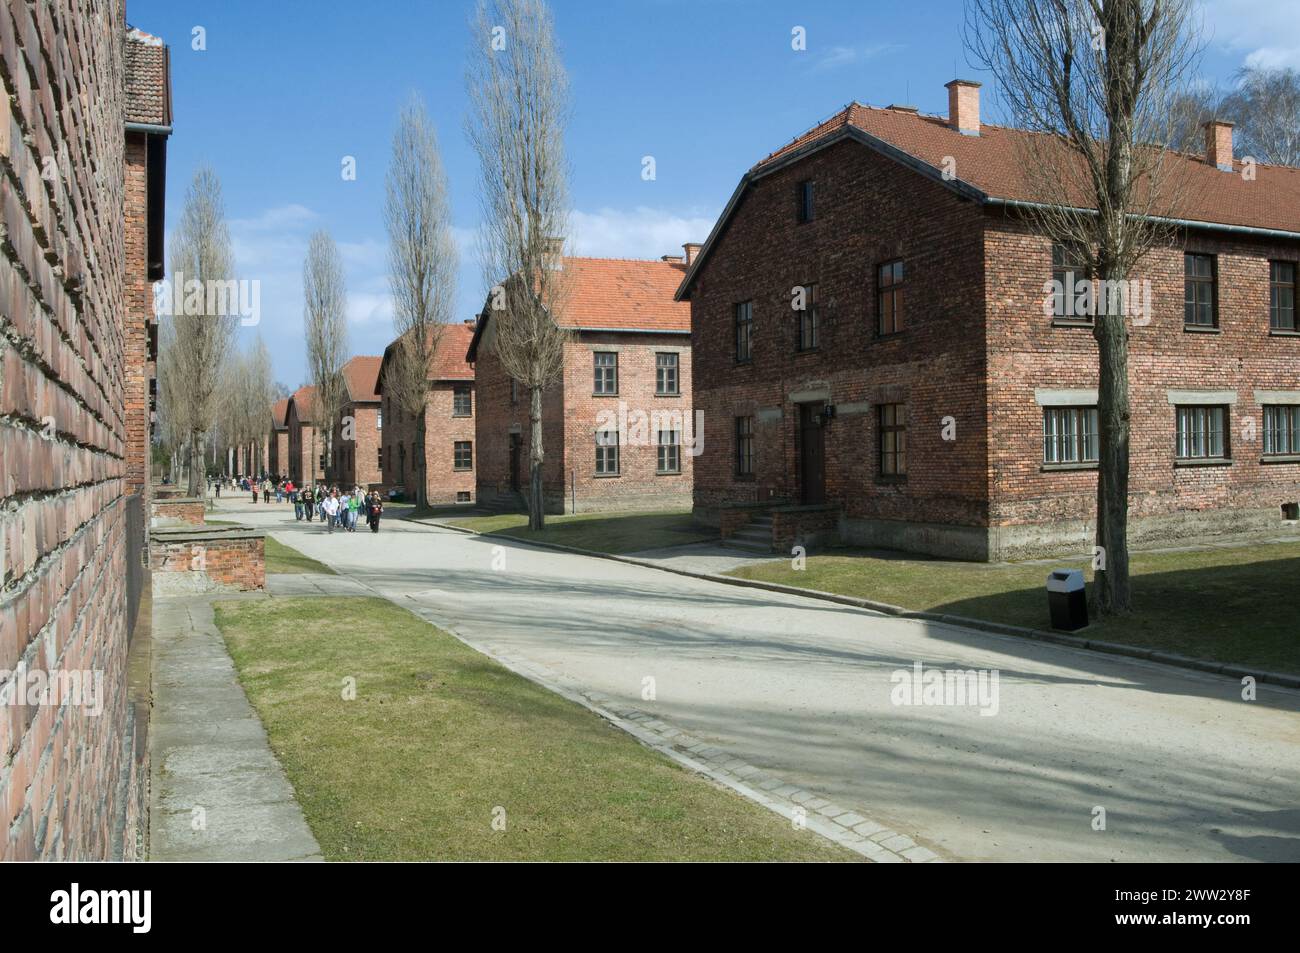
[797,180,815,223]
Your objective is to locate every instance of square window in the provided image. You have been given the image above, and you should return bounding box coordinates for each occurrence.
[1175,405,1228,460]
[453,384,472,417]
[1263,405,1300,456]
[1042,406,1099,464]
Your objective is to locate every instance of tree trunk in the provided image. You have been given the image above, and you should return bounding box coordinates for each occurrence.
[416,409,429,511]
[186,430,204,497]
[1092,298,1132,615]
[528,383,545,531]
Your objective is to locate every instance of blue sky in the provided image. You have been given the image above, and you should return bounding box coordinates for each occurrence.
[126,0,1297,389]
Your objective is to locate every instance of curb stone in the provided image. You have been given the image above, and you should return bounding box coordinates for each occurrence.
[410,516,1300,691]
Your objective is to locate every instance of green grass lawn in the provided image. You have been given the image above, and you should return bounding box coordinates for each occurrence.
[728,543,1300,674]
[214,596,856,861]
[443,510,715,555]
[265,536,336,575]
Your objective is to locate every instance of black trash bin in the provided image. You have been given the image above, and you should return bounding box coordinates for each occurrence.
[1046,569,1088,631]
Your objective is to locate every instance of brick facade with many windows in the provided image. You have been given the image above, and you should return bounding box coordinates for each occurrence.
[682,84,1300,560]
[331,355,382,489]
[378,323,477,504]
[468,256,695,514]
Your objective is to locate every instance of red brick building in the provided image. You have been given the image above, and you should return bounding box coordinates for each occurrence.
[268,397,289,479]
[377,323,477,504]
[681,82,1300,559]
[332,355,383,489]
[468,256,695,513]
[0,2,168,859]
[285,384,325,486]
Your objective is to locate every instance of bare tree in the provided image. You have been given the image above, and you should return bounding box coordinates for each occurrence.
[303,230,349,485]
[385,96,457,511]
[466,0,571,530]
[1221,67,1300,167]
[155,315,188,485]
[168,167,237,496]
[967,0,1201,615]
[219,336,275,479]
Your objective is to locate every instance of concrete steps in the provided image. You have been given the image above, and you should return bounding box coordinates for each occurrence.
[723,516,775,553]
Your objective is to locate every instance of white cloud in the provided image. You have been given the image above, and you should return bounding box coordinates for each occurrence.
[568,206,718,259]
[811,42,904,73]
[1200,0,1300,70]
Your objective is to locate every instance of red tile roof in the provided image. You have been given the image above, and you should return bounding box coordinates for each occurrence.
[287,385,317,424]
[680,102,1300,297]
[378,323,476,393]
[124,28,172,127]
[271,398,289,430]
[341,356,383,403]
[754,103,1300,234]
[467,256,690,362]
[553,257,691,331]
[427,323,476,381]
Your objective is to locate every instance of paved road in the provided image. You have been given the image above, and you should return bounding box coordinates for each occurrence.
[219,499,1300,862]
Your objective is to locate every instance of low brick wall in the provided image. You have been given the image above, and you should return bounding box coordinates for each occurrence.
[149,526,265,591]
[718,502,782,539]
[150,497,205,526]
[772,504,842,553]
[151,484,185,501]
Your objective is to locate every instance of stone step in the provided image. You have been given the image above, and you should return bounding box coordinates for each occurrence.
[722,537,775,554]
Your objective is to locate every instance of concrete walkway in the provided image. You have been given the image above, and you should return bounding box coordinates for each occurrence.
[213,498,1300,862]
[150,594,322,861]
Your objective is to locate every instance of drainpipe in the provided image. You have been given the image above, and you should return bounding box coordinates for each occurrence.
[571,468,576,514]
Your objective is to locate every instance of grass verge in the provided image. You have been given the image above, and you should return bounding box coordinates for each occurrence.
[442,510,714,555]
[264,536,336,575]
[214,596,856,861]
[727,542,1300,674]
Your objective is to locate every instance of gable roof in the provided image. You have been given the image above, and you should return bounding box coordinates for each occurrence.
[124,28,172,128]
[678,102,1300,298]
[287,385,317,425]
[341,356,383,403]
[271,398,289,430]
[467,256,691,361]
[376,323,476,395]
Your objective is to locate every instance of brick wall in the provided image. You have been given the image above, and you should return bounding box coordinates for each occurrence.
[688,137,989,538]
[268,427,288,479]
[475,332,694,513]
[123,132,150,499]
[334,401,382,489]
[149,528,265,591]
[0,0,143,859]
[150,498,204,526]
[985,217,1300,553]
[690,124,1300,559]
[286,412,324,486]
[381,383,477,503]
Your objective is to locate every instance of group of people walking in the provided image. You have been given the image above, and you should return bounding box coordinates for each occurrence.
[293,485,384,534]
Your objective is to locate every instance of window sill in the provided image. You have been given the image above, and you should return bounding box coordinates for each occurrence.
[1183,325,1221,334]
[1174,457,1232,467]
[1261,454,1300,464]
[1051,318,1094,329]
[1269,329,1300,337]
[592,392,619,398]
[594,472,621,479]
[1041,462,1099,472]
[654,392,681,398]
[656,470,683,476]
[452,413,472,418]
[795,349,820,356]
[733,474,757,482]
[875,475,908,485]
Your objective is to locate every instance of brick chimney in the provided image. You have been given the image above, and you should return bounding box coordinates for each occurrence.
[542,236,564,270]
[683,242,703,266]
[1204,119,1234,171]
[945,79,982,136]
